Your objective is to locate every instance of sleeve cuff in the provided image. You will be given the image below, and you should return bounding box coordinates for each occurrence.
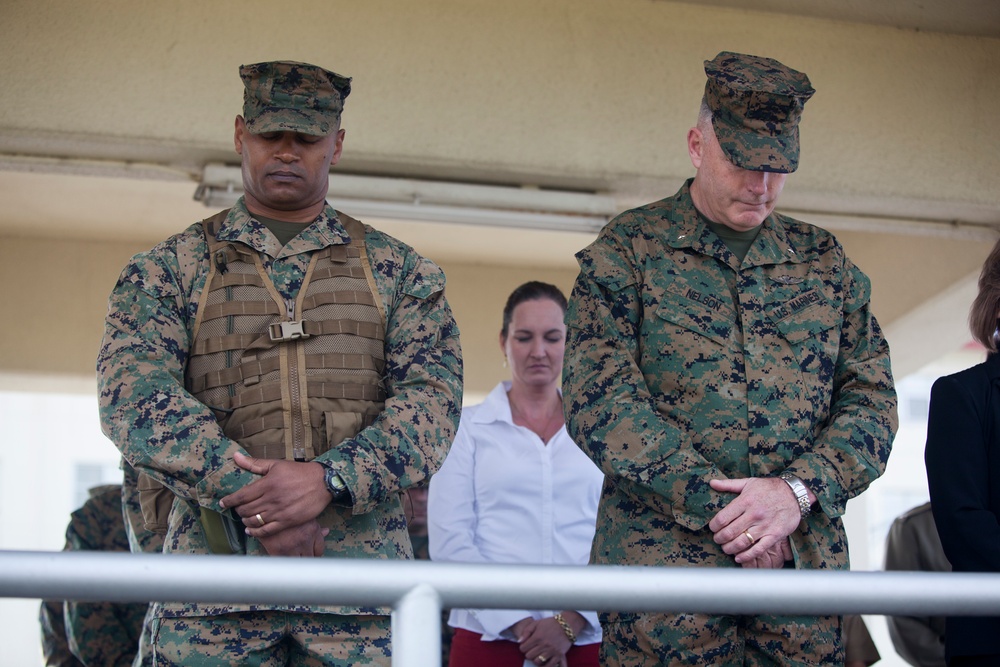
[650,448,729,530]
[193,453,254,511]
[784,455,844,518]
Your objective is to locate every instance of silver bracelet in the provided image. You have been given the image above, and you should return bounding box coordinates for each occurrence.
[779,472,812,518]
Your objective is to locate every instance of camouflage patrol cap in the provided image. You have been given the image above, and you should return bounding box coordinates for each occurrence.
[703,51,815,173]
[240,60,352,136]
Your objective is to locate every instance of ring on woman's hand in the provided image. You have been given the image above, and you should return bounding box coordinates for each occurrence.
[256,513,266,527]
[743,530,755,545]
[537,656,548,664]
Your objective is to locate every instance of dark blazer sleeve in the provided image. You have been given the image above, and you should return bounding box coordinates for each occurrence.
[925,371,1000,573]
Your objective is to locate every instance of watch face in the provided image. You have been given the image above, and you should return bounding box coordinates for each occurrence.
[327,470,348,498]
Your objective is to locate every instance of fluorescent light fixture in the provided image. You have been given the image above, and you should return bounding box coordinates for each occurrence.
[194,163,617,233]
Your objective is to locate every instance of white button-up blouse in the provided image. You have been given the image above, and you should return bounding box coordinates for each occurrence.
[428,381,604,646]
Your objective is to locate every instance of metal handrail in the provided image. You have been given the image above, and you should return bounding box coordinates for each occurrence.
[4,550,997,666]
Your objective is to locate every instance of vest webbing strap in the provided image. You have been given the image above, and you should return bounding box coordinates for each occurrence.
[301,319,384,339]
[323,243,355,263]
[188,353,384,394]
[307,379,387,401]
[192,333,260,356]
[191,319,386,356]
[212,272,265,288]
[213,243,257,271]
[310,264,368,281]
[202,300,280,321]
[309,352,383,372]
[229,404,382,440]
[337,212,387,328]
[301,290,378,310]
[189,359,278,394]
[228,379,386,410]
[227,412,286,440]
[250,319,385,351]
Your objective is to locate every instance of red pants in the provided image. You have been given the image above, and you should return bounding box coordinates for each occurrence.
[449,628,600,667]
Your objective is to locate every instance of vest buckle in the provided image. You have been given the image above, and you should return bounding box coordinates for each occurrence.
[269,320,310,342]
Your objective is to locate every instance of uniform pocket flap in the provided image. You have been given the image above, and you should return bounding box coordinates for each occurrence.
[769,288,837,344]
[655,285,734,347]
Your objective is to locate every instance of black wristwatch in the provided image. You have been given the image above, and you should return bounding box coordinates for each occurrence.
[324,466,349,501]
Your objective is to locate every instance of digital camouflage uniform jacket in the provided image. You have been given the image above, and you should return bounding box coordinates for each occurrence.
[563,181,897,571]
[98,199,463,617]
[39,597,82,667]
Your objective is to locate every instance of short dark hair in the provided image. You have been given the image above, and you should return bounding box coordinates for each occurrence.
[970,237,1000,353]
[501,281,567,339]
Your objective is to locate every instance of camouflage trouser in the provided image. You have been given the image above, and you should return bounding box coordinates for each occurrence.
[147,611,391,666]
[599,611,842,666]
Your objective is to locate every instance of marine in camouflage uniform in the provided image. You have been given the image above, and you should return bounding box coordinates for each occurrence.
[97,61,462,665]
[562,52,897,666]
[39,484,147,666]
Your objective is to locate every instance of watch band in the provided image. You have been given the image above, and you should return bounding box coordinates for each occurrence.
[779,472,812,518]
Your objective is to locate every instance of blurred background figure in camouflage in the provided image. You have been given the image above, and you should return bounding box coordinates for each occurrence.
[119,461,165,667]
[38,484,147,667]
[563,51,897,665]
[39,598,82,667]
[97,60,462,665]
[403,483,430,561]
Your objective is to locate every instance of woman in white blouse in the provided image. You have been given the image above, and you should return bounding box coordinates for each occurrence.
[429,281,603,667]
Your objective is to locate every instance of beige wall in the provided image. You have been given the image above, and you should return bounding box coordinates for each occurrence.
[3,0,999,207]
[1,0,998,390]
[0,236,144,380]
[836,230,991,325]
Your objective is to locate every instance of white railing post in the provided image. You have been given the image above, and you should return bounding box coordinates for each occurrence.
[391,583,442,667]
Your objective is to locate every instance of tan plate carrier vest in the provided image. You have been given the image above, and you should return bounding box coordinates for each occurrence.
[137,210,387,539]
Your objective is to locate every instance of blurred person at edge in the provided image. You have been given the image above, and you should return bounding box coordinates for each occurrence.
[429,281,604,667]
[926,238,1000,666]
[844,614,881,667]
[884,501,949,667]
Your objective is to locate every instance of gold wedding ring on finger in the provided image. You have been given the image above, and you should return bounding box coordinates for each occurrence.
[537,657,548,664]
[743,530,755,545]
[256,513,265,527]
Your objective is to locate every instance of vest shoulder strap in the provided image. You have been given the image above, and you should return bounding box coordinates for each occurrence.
[201,209,231,242]
[335,211,387,324]
[336,211,366,246]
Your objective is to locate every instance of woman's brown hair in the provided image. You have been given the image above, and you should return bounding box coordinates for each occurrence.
[500,281,567,340]
[969,237,1000,353]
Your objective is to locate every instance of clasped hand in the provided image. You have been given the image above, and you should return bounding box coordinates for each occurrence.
[219,452,332,557]
[510,616,573,667]
[707,477,801,568]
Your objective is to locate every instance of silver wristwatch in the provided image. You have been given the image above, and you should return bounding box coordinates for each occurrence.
[779,472,812,518]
